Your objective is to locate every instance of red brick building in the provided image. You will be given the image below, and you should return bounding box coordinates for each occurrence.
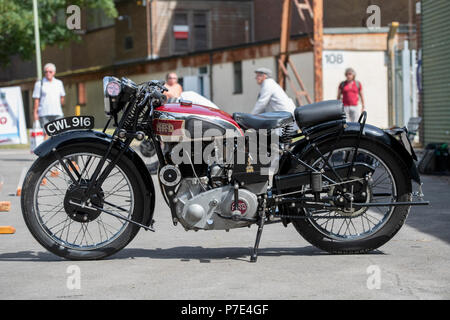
[0,0,416,130]
[0,0,416,82]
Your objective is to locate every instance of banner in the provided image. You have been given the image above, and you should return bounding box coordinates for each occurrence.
[0,86,28,145]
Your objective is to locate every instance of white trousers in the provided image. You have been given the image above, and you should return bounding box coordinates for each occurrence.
[344,106,361,122]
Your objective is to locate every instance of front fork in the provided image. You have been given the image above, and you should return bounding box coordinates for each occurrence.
[52,134,155,231]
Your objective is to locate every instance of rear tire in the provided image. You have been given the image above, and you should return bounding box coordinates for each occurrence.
[21,143,146,260]
[289,137,412,254]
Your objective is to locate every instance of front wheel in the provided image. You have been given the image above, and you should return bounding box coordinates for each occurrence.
[21,143,146,260]
[289,137,412,254]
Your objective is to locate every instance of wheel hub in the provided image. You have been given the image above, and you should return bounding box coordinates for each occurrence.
[329,177,372,217]
[64,181,104,223]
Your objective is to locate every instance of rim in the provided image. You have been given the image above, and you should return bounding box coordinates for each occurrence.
[33,153,134,250]
[306,147,397,241]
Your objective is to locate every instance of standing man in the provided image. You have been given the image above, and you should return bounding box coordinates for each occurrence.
[164,72,183,102]
[337,68,365,122]
[252,68,296,115]
[32,63,65,129]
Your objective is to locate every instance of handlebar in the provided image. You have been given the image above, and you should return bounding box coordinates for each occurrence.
[136,80,168,110]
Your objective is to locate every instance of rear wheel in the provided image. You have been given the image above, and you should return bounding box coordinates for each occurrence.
[289,137,412,254]
[21,143,145,260]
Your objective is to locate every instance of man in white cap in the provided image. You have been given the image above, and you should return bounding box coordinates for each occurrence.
[252,67,296,115]
[32,63,65,129]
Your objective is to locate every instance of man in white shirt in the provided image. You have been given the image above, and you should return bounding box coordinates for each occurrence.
[252,67,296,115]
[32,63,65,129]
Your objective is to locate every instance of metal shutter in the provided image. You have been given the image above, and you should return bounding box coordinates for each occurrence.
[422,0,450,145]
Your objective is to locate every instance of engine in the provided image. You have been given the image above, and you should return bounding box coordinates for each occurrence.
[153,101,274,230]
[174,177,259,231]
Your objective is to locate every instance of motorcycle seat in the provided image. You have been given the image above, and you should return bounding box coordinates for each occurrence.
[232,111,294,130]
[294,100,345,128]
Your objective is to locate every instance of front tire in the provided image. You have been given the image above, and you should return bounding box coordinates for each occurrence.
[289,137,412,254]
[21,143,146,260]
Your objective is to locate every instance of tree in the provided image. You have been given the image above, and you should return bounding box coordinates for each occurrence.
[0,0,117,67]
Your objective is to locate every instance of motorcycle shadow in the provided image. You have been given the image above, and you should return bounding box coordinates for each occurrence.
[112,246,384,262]
[0,247,384,262]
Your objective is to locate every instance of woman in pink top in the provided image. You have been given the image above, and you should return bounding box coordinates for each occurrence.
[337,68,365,122]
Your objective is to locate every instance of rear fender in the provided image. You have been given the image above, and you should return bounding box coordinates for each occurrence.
[283,123,420,186]
[34,130,156,228]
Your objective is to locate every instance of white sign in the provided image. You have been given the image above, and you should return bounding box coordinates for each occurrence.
[0,86,28,145]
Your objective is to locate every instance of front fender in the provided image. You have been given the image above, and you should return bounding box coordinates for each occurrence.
[34,130,156,228]
[284,123,420,185]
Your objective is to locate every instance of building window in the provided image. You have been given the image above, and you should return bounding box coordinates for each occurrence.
[87,8,114,31]
[193,13,208,51]
[172,11,209,54]
[233,61,243,94]
[174,13,189,53]
[124,36,134,50]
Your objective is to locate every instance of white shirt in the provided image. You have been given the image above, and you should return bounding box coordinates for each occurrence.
[32,77,65,117]
[252,78,296,115]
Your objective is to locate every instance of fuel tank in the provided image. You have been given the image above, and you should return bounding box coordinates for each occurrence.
[153,102,244,142]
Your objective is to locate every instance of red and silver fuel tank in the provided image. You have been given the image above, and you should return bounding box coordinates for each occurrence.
[153,101,244,142]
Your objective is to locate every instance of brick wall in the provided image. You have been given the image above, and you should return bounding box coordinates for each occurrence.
[253,0,415,42]
[114,0,148,62]
[154,0,253,57]
[253,0,308,42]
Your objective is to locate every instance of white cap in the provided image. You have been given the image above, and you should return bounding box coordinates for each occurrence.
[255,67,272,77]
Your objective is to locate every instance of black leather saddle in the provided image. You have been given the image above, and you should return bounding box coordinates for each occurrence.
[294,100,345,128]
[232,111,294,130]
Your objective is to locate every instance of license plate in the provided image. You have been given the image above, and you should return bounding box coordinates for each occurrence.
[44,116,95,136]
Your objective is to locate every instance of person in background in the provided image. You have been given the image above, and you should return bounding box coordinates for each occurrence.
[141,72,183,171]
[164,72,183,102]
[337,67,365,122]
[252,67,296,115]
[32,63,65,130]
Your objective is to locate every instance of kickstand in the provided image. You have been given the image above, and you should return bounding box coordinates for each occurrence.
[250,198,267,263]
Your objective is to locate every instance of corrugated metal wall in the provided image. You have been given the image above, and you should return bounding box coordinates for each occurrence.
[422,0,450,145]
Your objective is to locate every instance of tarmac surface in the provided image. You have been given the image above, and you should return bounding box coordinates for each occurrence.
[0,149,449,299]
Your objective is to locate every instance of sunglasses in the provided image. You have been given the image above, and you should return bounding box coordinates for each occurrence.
[44,70,54,74]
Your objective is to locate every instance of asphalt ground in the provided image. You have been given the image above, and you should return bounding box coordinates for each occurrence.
[0,149,449,299]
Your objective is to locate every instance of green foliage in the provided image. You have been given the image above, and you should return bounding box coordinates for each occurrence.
[0,0,117,67]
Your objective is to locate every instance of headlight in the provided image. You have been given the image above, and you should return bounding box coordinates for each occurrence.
[103,76,121,115]
[106,81,121,96]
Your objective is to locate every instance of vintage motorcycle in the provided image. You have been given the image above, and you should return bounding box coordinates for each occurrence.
[21,77,428,262]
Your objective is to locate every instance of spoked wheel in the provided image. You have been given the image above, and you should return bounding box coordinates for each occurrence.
[21,144,145,260]
[289,137,412,254]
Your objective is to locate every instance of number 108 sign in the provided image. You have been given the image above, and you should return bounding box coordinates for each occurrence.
[324,52,344,66]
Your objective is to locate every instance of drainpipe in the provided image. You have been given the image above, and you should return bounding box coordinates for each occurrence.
[209,52,214,101]
[146,0,154,59]
[387,22,399,127]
